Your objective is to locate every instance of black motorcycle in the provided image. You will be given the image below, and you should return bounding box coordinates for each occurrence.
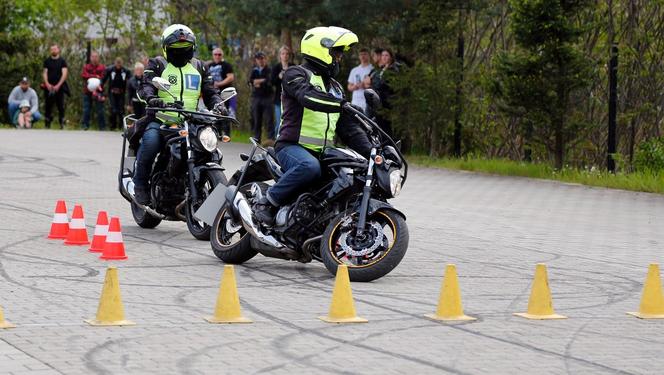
[119,77,237,240]
[207,90,408,281]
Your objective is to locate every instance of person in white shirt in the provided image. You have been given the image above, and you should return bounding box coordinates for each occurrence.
[347,48,373,111]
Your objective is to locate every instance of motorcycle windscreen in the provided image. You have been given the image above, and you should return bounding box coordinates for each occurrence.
[193,183,228,226]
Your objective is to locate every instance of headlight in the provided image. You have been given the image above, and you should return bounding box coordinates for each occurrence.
[389,169,403,197]
[198,126,218,152]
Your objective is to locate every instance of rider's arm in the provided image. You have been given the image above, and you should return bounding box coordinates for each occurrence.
[282,67,344,114]
[137,58,161,102]
[198,61,222,109]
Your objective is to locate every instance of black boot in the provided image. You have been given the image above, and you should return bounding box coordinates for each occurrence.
[134,186,151,206]
[253,197,277,226]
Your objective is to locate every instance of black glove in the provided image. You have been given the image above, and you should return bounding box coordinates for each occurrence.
[213,102,229,115]
[148,97,164,108]
[341,100,364,115]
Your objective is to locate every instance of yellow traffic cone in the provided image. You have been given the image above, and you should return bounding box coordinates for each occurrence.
[319,265,368,323]
[514,264,567,320]
[205,265,252,324]
[0,304,15,329]
[85,267,135,326]
[627,263,664,319]
[425,264,476,322]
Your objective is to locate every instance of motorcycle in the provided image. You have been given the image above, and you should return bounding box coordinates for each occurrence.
[205,89,409,281]
[118,77,238,240]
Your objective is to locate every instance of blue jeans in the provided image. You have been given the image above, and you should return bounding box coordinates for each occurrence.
[274,103,282,135]
[133,122,163,188]
[266,144,321,206]
[82,94,106,130]
[8,103,41,122]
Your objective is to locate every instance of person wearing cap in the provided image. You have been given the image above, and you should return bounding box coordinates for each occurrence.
[252,26,372,225]
[8,77,41,124]
[248,51,274,143]
[13,100,33,128]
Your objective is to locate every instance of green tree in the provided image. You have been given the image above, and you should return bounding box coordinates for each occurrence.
[490,0,593,169]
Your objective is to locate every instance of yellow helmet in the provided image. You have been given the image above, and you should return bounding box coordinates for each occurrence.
[301,26,358,76]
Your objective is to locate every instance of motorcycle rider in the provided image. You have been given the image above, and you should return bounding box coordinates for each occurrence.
[134,24,222,205]
[254,26,372,225]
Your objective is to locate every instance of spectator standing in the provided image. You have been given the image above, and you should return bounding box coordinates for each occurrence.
[207,48,236,137]
[103,57,131,130]
[42,44,69,129]
[81,51,106,130]
[371,48,384,68]
[270,46,292,134]
[365,48,399,137]
[8,77,41,123]
[14,100,33,128]
[127,62,145,119]
[248,51,274,143]
[347,48,373,112]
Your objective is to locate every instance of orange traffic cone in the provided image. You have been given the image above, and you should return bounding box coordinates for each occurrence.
[100,217,127,260]
[47,200,69,239]
[64,204,90,245]
[88,211,109,253]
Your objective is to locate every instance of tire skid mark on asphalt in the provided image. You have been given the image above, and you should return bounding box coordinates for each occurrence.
[0,337,66,375]
[0,152,80,179]
[82,333,162,375]
[243,263,637,375]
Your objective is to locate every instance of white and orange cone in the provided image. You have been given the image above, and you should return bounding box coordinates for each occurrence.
[100,217,127,260]
[64,204,90,246]
[47,200,69,239]
[88,211,109,253]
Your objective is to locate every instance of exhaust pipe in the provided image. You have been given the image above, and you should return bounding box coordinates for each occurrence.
[233,191,284,249]
[122,177,166,219]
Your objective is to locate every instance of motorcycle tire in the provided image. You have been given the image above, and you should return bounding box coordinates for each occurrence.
[186,169,228,241]
[131,201,162,229]
[320,209,409,282]
[210,204,257,264]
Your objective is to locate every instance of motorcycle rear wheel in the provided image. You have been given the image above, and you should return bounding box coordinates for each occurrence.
[186,169,228,240]
[131,201,162,229]
[321,209,408,282]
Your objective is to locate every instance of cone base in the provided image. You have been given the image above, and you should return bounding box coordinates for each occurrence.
[319,315,368,324]
[64,240,90,246]
[425,313,477,322]
[85,319,136,326]
[513,312,567,320]
[88,247,104,253]
[204,316,253,324]
[100,256,128,260]
[0,321,16,329]
[627,311,664,319]
[47,234,67,239]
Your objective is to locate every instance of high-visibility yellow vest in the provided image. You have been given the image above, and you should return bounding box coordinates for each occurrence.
[157,62,201,123]
[298,70,342,152]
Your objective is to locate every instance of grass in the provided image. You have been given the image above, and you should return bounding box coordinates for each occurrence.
[409,155,664,195]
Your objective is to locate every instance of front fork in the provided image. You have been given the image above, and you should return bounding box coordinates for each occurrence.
[356,147,377,235]
[185,121,199,204]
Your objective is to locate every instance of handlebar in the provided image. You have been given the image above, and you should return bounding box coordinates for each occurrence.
[146,106,240,125]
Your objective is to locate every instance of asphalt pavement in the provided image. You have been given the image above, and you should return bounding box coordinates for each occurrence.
[1,129,663,374]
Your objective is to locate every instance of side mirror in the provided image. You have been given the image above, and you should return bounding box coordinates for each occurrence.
[364,89,381,110]
[219,87,237,103]
[151,77,172,92]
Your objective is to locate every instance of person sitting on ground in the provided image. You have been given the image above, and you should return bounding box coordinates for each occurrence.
[8,77,41,124]
[14,100,33,129]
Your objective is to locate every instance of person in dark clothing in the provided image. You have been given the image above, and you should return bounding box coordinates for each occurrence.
[81,51,106,130]
[248,51,274,143]
[102,57,131,130]
[133,24,222,205]
[364,48,398,137]
[253,26,372,225]
[126,62,145,119]
[270,46,292,134]
[207,47,235,137]
[42,44,69,129]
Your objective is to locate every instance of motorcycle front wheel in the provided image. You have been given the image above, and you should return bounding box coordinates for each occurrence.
[186,169,228,240]
[320,209,409,282]
[210,204,257,264]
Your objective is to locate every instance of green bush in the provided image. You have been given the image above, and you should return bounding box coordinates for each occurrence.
[634,137,664,172]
